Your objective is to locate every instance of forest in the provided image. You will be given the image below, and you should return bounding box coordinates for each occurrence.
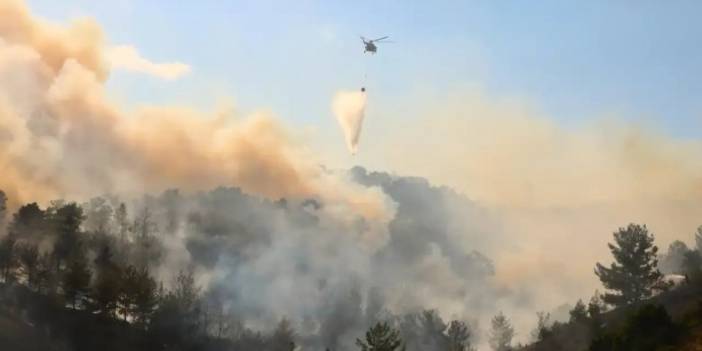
[1,170,702,351]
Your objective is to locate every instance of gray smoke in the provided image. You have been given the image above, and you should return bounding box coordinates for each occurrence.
[65,166,507,350]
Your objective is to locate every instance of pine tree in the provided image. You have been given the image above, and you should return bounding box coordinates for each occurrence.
[489,312,514,351]
[132,267,157,324]
[569,300,589,324]
[0,190,6,226]
[63,249,92,309]
[594,224,664,307]
[51,203,85,272]
[0,234,17,282]
[92,246,122,316]
[18,242,39,289]
[356,322,405,351]
[447,320,474,351]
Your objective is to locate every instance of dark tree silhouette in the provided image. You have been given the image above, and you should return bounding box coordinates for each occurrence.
[8,202,46,243]
[531,312,552,342]
[18,242,39,288]
[0,190,7,225]
[569,300,589,324]
[63,248,92,309]
[594,224,664,307]
[92,245,122,316]
[682,250,702,279]
[0,233,17,282]
[447,320,474,351]
[356,321,405,351]
[589,304,680,351]
[132,266,157,324]
[489,312,514,351]
[51,203,85,272]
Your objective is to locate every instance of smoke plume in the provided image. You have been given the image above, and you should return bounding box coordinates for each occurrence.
[332,90,367,154]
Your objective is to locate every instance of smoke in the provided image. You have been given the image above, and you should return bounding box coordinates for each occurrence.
[0,0,394,248]
[106,45,191,80]
[332,90,367,154]
[4,0,702,349]
[356,90,702,342]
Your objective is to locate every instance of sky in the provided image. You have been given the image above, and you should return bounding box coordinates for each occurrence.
[25,0,702,140]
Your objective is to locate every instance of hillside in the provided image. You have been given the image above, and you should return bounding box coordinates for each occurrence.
[521,279,702,351]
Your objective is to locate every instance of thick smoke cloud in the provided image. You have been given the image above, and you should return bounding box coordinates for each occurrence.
[0,0,393,250]
[356,90,702,339]
[0,2,501,348]
[105,170,498,350]
[332,90,367,154]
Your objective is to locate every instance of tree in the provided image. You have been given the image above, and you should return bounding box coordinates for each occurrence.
[8,203,46,242]
[658,240,689,275]
[132,206,163,268]
[0,234,18,282]
[35,252,55,294]
[489,312,514,351]
[695,226,702,254]
[447,320,474,351]
[531,312,552,342]
[82,197,113,234]
[569,300,589,324]
[118,265,138,320]
[356,321,405,351]
[18,242,39,288]
[62,249,92,309]
[132,267,157,324]
[682,250,702,279]
[589,304,680,351]
[269,318,296,351]
[92,245,122,316]
[0,190,7,227]
[114,203,129,243]
[417,310,448,350]
[51,203,85,272]
[594,224,664,307]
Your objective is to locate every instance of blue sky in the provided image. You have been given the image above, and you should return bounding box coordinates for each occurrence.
[27,0,702,137]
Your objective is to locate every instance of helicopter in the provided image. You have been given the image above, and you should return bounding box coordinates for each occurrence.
[361,36,390,54]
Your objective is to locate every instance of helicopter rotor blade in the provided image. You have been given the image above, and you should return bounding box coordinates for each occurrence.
[372,36,389,42]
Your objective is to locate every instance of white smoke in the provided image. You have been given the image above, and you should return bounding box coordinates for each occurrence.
[332,90,367,154]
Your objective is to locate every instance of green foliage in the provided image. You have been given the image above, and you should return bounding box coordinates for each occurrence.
[356,321,405,351]
[489,312,514,351]
[595,224,664,307]
[589,304,680,351]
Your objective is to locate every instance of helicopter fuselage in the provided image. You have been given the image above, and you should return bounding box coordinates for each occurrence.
[364,42,377,53]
